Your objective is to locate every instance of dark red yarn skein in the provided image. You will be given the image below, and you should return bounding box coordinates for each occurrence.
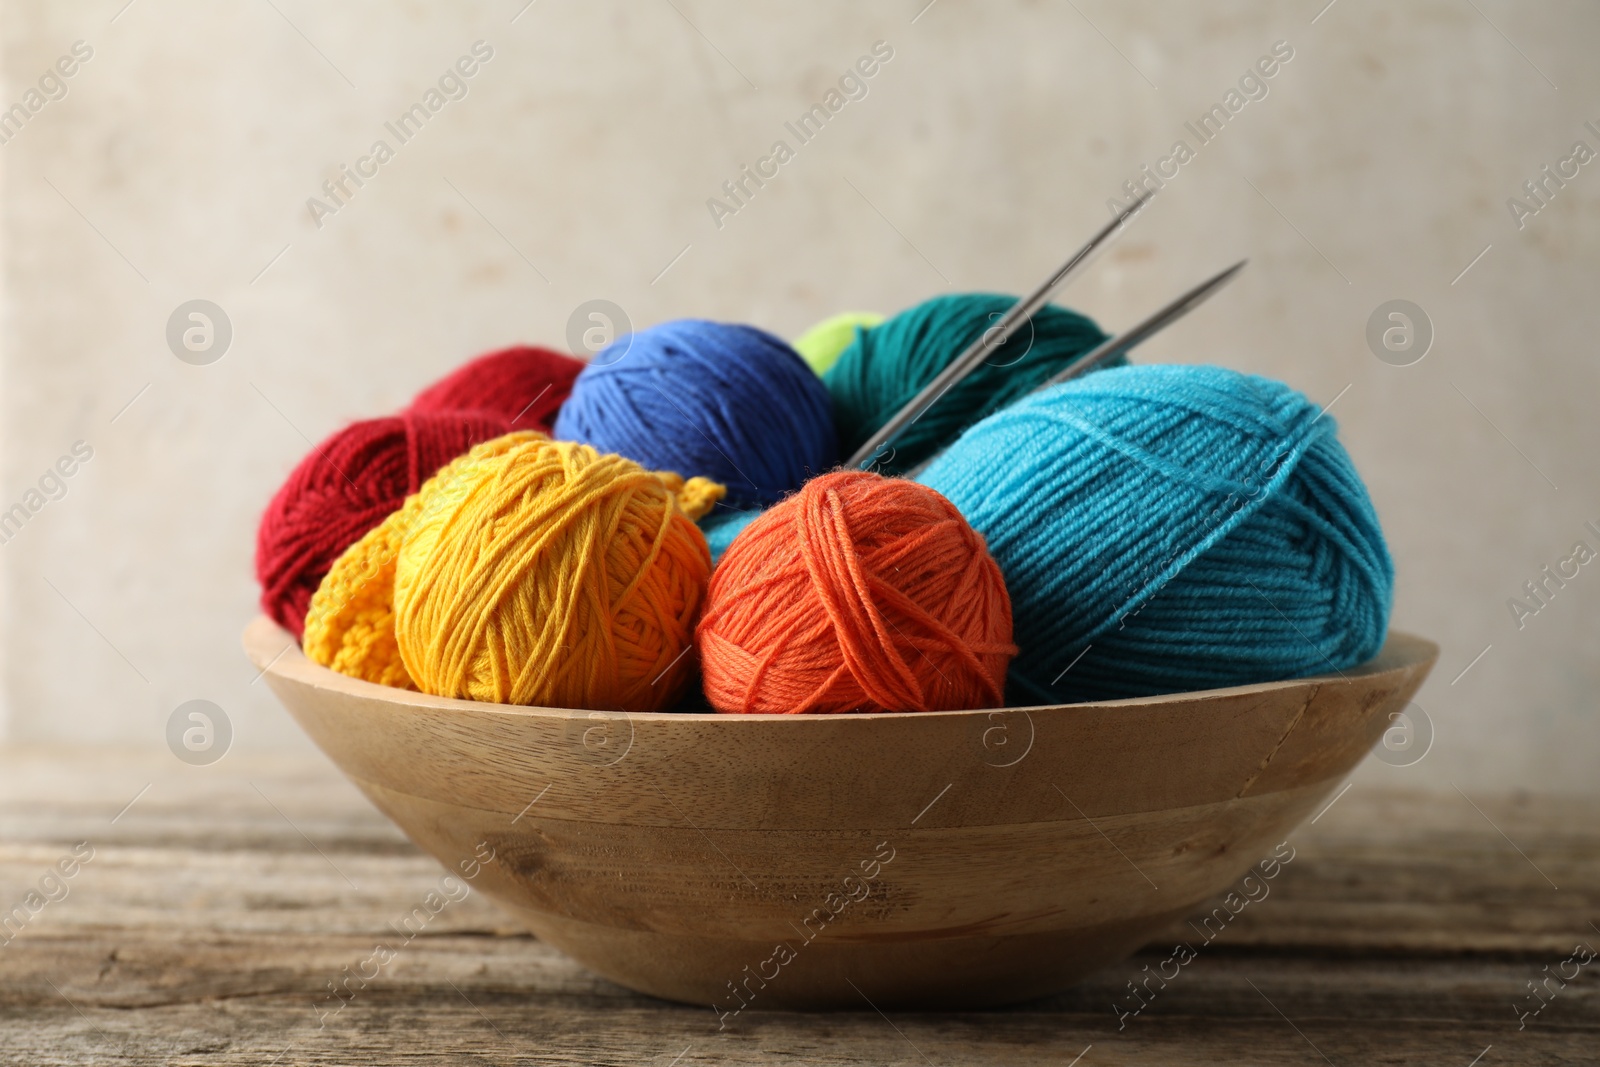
[255,410,510,639]
[407,345,584,432]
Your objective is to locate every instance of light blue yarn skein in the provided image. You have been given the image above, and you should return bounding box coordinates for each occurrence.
[554,319,836,512]
[701,508,761,565]
[919,363,1393,704]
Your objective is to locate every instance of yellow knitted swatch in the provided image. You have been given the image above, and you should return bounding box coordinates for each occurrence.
[394,437,723,711]
[302,434,542,689]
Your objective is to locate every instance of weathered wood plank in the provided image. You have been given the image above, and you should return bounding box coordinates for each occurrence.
[1,955,1596,1066]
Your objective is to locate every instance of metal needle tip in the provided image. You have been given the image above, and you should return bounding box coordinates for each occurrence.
[1036,258,1248,393]
[849,189,1155,471]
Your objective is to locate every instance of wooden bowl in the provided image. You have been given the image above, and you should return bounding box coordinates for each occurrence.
[244,616,1435,1011]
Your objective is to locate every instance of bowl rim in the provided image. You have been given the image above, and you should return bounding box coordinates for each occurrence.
[243,615,1438,724]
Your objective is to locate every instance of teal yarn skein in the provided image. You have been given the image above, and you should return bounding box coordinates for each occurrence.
[919,363,1393,704]
[824,293,1112,475]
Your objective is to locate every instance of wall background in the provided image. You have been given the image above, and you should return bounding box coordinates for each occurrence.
[1,0,1595,791]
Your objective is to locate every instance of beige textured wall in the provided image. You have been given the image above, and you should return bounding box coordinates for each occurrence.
[2,0,1596,791]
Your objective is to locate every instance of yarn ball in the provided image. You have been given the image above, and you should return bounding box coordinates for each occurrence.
[553,319,836,511]
[792,311,884,376]
[919,364,1394,704]
[256,410,510,640]
[408,344,583,432]
[393,435,726,711]
[300,439,514,690]
[697,470,1016,714]
[825,293,1112,475]
[701,508,762,566]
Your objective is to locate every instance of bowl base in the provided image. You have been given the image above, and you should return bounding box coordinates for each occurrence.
[513,904,1192,1012]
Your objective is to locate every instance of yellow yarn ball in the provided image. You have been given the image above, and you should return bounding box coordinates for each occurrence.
[792,310,885,375]
[393,436,724,711]
[303,434,542,689]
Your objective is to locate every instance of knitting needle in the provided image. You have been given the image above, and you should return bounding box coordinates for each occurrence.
[849,188,1155,470]
[898,258,1250,482]
[1034,259,1247,392]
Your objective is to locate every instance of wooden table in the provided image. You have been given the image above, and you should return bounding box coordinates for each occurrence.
[0,747,1594,1065]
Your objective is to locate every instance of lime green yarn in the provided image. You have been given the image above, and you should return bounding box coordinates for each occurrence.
[793,311,885,376]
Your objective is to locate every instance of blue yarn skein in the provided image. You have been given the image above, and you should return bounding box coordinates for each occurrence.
[920,364,1393,704]
[554,319,837,511]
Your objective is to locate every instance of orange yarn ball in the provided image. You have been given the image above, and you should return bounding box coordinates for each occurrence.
[697,470,1016,714]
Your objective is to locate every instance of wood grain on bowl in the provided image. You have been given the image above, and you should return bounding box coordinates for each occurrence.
[243,616,1436,1010]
